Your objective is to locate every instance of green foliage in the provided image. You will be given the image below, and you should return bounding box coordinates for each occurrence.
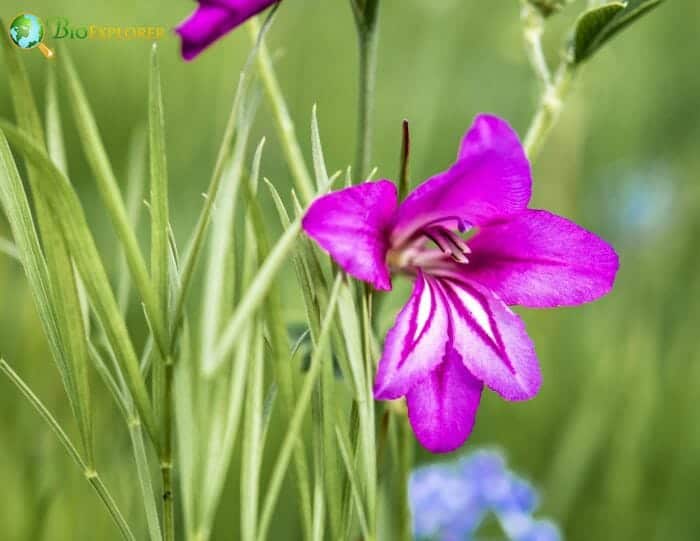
[571,0,666,63]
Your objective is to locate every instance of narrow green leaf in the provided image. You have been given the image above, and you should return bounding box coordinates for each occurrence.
[243,141,316,541]
[311,105,329,191]
[59,46,168,358]
[260,383,279,451]
[171,11,278,351]
[199,96,258,366]
[128,419,164,541]
[148,44,171,460]
[320,313,343,541]
[3,25,95,464]
[207,216,302,375]
[257,274,343,541]
[198,323,252,535]
[241,323,264,541]
[174,320,201,538]
[264,178,292,228]
[88,343,131,422]
[0,122,158,442]
[335,426,370,540]
[118,128,148,314]
[0,358,136,541]
[149,43,170,325]
[311,361,327,541]
[45,65,68,175]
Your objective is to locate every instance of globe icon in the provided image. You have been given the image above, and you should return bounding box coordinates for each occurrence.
[9,14,44,49]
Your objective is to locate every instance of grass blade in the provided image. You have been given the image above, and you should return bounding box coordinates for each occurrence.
[118,128,148,314]
[335,425,370,540]
[207,215,302,375]
[0,122,158,442]
[257,273,344,541]
[170,12,277,351]
[2,27,96,464]
[0,359,135,541]
[45,65,68,175]
[149,43,170,325]
[240,322,264,541]
[199,92,258,366]
[59,46,168,358]
[311,105,329,191]
[128,418,164,541]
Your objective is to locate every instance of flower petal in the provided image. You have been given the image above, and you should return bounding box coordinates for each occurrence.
[302,181,397,291]
[465,209,620,307]
[438,278,541,401]
[406,348,484,453]
[374,273,451,399]
[176,0,276,61]
[391,115,531,246]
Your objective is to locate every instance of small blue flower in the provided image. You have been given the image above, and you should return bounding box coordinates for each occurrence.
[409,450,562,540]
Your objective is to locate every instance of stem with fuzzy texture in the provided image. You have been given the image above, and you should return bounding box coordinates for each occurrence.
[519,1,577,160]
[523,61,575,160]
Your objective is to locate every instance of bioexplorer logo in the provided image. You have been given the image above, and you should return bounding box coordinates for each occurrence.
[7,14,166,60]
[8,13,54,58]
[48,17,166,41]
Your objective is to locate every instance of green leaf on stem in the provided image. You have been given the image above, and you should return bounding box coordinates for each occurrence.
[572,0,665,64]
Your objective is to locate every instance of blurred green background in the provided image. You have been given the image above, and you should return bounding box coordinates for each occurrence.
[1,1,697,539]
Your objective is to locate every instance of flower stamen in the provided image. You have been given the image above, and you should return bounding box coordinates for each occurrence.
[425,226,471,264]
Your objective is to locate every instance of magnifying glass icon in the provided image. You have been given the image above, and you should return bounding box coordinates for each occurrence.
[8,13,55,59]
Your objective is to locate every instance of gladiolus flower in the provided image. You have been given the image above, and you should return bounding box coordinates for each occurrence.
[176,0,279,61]
[303,114,619,453]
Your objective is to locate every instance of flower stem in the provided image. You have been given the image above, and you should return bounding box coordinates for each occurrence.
[394,414,414,541]
[523,61,575,160]
[354,28,379,181]
[161,358,175,541]
[520,2,551,87]
[360,285,378,539]
[520,0,577,161]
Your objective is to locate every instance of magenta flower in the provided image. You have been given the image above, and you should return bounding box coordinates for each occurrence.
[176,0,279,61]
[303,115,619,453]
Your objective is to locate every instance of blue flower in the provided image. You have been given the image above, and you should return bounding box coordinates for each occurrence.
[409,450,562,540]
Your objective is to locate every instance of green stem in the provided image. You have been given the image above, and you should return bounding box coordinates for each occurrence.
[128,418,163,541]
[360,285,377,540]
[520,1,577,162]
[88,473,138,541]
[395,415,414,541]
[161,358,175,541]
[354,28,379,181]
[520,1,551,86]
[0,359,135,541]
[247,19,315,204]
[523,61,575,160]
